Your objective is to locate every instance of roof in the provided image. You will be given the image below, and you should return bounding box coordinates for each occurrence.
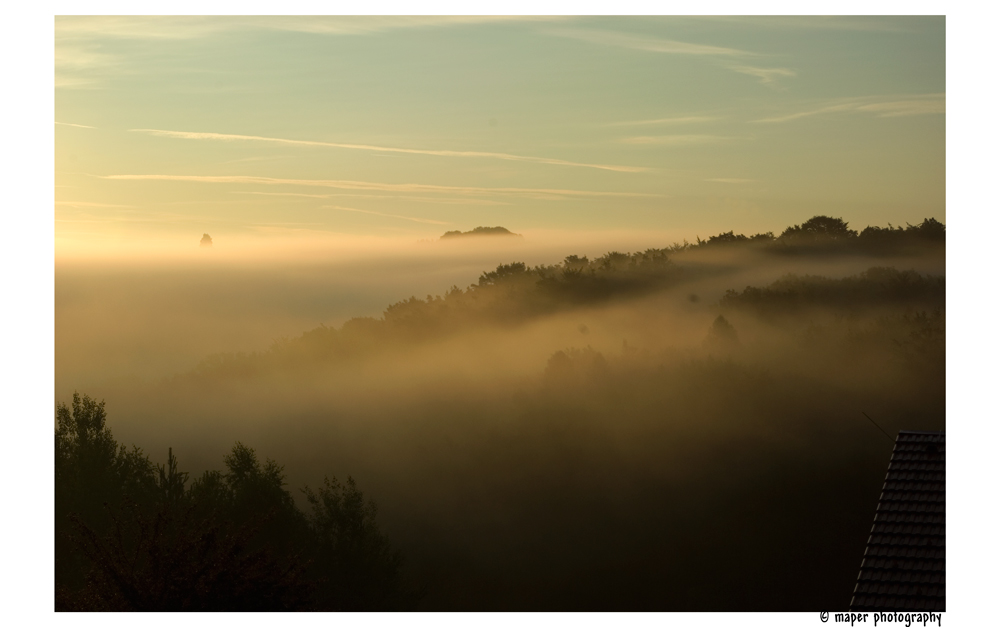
[850,430,945,611]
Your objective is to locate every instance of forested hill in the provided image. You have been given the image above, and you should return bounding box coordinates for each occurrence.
[440,226,522,239]
[188,216,944,378]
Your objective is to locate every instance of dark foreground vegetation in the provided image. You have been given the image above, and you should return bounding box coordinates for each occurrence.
[55,394,413,610]
[56,215,945,611]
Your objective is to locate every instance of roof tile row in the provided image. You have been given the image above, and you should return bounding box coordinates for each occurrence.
[853,582,944,597]
[864,546,944,559]
[883,473,945,482]
[892,451,944,467]
[860,557,944,572]
[886,464,945,474]
[851,595,945,611]
[879,492,944,503]
[868,534,944,548]
[857,570,944,584]
[876,501,944,514]
[870,523,945,536]
[873,512,944,524]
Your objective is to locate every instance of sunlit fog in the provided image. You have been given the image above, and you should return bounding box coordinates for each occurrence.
[54,16,944,612]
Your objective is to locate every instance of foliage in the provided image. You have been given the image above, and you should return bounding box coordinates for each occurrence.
[185,216,943,380]
[55,397,410,611]
[720,267,945,317]
[779,215,858,241]
[694,216,943,255]
[303,477,407,610]
[701,230,775,246]
[703,315,741,355]
[61,500,311,611]
[441,226,521,238]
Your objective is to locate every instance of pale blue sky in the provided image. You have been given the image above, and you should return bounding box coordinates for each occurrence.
[55,16,945,251]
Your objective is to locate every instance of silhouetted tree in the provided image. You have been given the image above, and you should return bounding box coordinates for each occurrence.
[303,477,408,610]
[56,398,411,611]
[478,262,530,286]
[703,315,741,355]
[911,217,945,240]
[55,394,156,592]
[779,216,857,242]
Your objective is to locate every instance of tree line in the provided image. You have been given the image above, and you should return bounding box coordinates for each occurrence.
[696,216,944,254]
[185,216,943,380]
[55,393,414,611]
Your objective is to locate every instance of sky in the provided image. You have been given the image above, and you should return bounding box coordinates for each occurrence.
[54,15,945,255]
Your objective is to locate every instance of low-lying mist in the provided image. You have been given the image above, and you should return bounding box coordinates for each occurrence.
[55,219,945,610]
[56,228,698,396]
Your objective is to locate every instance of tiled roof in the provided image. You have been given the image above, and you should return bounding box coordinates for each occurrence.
[850,431,945,611]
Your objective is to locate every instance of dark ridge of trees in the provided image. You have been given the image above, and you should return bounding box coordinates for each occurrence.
[699,230,776,246]
[55,393,413,611]
[440,226,522,239]
[185,216,943,379]
[692,216,945,256]
[720,267,945,317]
[779,215,858,242]
[185,248,688,378]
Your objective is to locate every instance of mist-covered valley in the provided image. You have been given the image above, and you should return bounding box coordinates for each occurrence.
[55,217,945,610]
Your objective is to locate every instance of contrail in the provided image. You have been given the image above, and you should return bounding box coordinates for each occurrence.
[100,174,659,199]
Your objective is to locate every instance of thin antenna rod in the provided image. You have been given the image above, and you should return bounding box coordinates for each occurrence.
[861,411,896,444]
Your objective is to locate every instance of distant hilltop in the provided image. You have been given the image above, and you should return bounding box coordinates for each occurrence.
[440,226,522,239]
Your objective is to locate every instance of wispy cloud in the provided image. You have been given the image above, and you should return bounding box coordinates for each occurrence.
[545,28,808,87]
[54,17,564,89]
[99,174,657,200]
[728,66,797,86]
[55,122,96,129]
[56,16,558,40]
[755,94,945,123]
[54,39,123,88]
[232,191,334,200]
[378,196,508,206]
[544,28,802,86]
[218,155,295,165]
[704,178,756,184]
[609,116,720,127]
[854,99,946,117]
[620,135,732,146]
[323,206,449,225]
[129,128,648,173]
[546,28,751,56]
[232,191,507,206]
[684,16,922,33]
[249,222,325,227]
[55,201,133,208]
